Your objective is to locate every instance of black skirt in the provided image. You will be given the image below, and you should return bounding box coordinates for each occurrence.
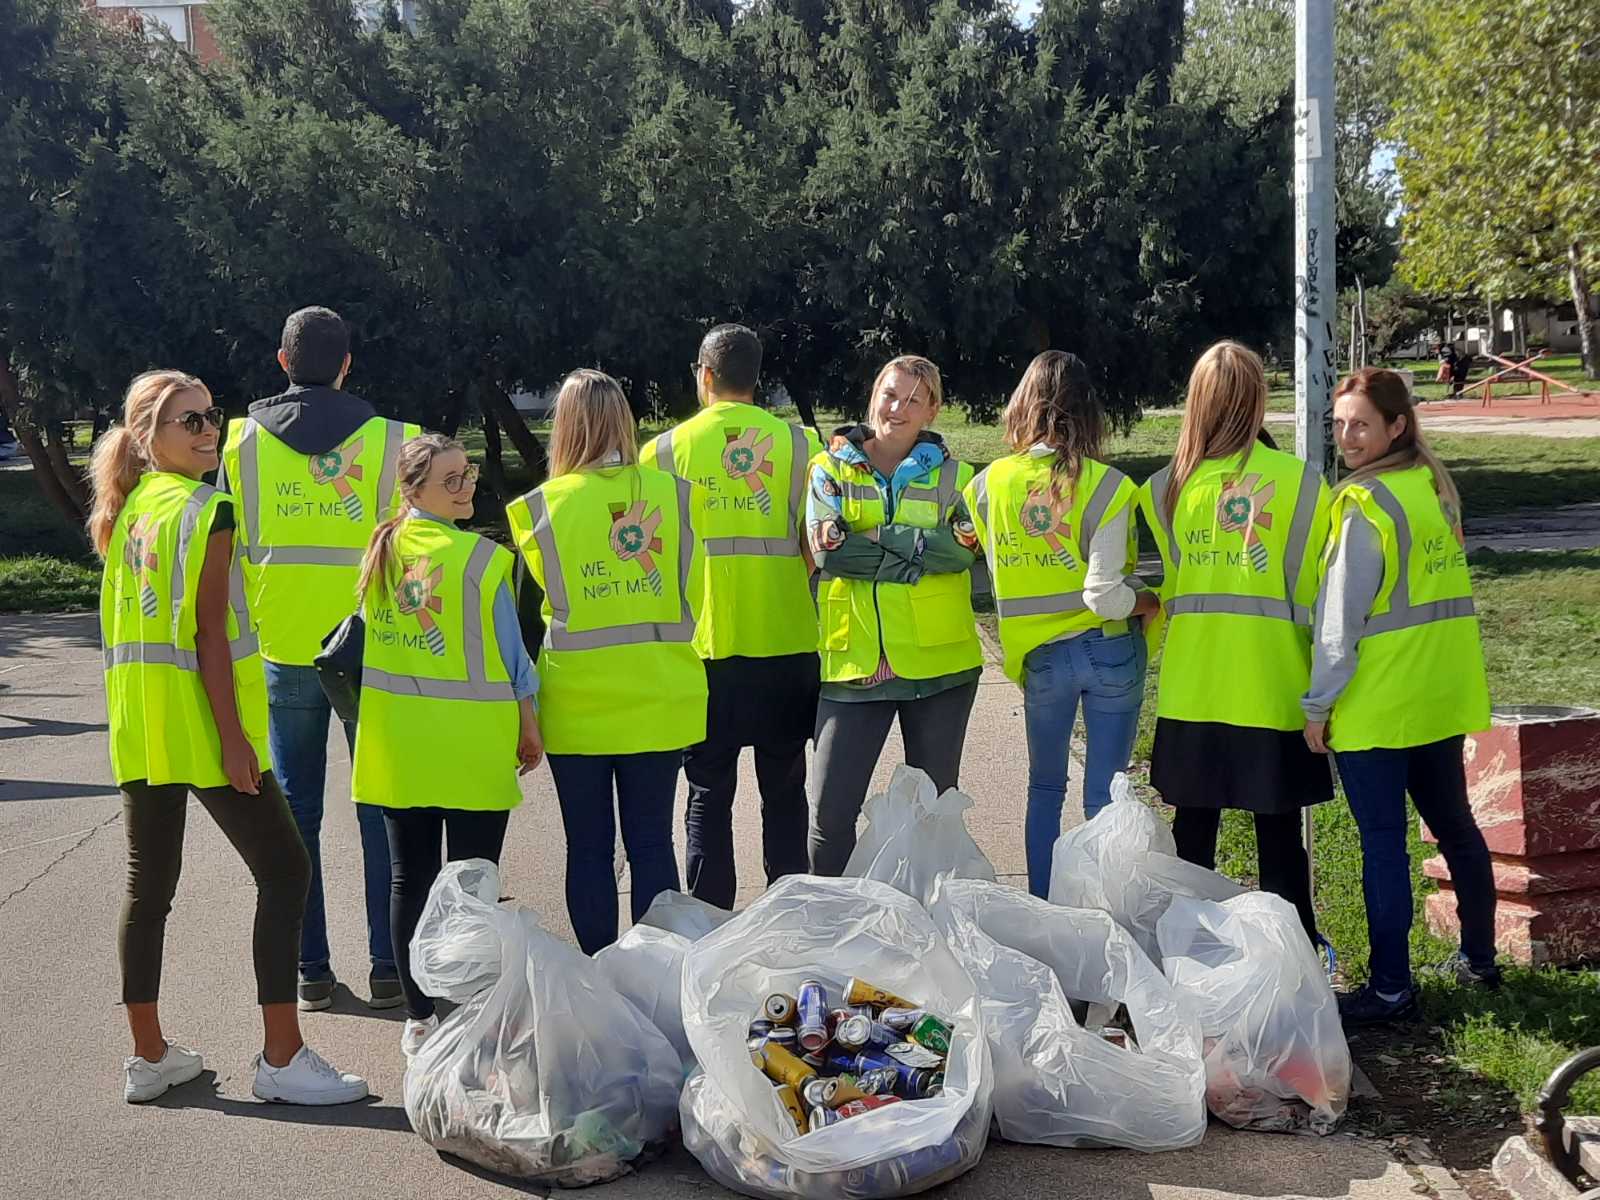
[1150,718,1334,815]
[703,652,821,748]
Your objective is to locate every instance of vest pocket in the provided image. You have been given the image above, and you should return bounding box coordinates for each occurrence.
[824,593,852,651]
[909,582,971,647]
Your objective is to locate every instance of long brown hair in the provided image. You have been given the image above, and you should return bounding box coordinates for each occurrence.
[1003,351,1103,509]
[356,433,464,602]
[1335,368,1462,517]
[87,370,211,556]
[1163,341,1268,519]
[549,369,637,477]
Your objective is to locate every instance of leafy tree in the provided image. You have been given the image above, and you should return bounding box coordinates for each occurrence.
[1385,0,1600,377]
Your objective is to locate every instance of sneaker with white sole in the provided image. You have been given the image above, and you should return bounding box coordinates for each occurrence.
[252,1045,369,1106]
[124,1040,205,1103]
[401,1014,440,1059]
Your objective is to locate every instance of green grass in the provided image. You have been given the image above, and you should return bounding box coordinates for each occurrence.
[0,469,99,611]
[0,553,101,612]
[1264,354,1597,411]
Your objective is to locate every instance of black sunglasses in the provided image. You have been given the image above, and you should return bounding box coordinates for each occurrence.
[161,407,224,435]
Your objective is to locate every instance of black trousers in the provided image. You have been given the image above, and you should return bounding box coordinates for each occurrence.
[683,653,818,909]
[1172,806,1319,945]
[383,807,511,1020]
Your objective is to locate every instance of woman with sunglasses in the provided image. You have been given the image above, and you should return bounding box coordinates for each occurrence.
[350,434,543,1056]
[91,370,367,1105]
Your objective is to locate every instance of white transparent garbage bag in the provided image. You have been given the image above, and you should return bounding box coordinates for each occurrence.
[595,923,695,1077]
[843,766,997,907]
[1048,773,1244,959]
[680,875,993,1199]
[403,860,683,1185]
[926,877,1207,1151]
[1158,892,1351,1134]
[639,889,735,940]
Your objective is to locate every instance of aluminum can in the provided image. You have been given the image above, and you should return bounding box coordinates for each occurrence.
[854,1067,899,1097]
[763,992,798,1026]
[774,1083,807,1135]
[886,1041,943,1069]
[747,1034,770,1056]
[824,1047,892,1077]
[808,1106,841,1133]
[796,980,829,1052]
[757,1041,817,1090]
[835,1094,902,1118]
[833,1014,871,1051]
[801,1076,839,1110]
[749,1018,775,1039]
[765,1026,798,1051]
[891,1065,940,1099]
[877,1006,922,1032]
[843,977,916,1012]
[907,1013,953,1056]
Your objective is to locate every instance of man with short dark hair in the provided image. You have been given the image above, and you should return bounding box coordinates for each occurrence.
[642,324,822,909]
[220,306,419,1012]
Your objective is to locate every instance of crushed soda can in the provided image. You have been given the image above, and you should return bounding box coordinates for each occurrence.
[885,1041,943,1070]
[907,1013,953,1056]
[801,1076,840,1110]
[757,1041,817,1090]
[796,980,829,1053]
[774,1083,807,1135]
[844,977,916,1012]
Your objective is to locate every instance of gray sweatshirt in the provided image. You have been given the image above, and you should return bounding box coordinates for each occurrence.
[1302,508,1385,721]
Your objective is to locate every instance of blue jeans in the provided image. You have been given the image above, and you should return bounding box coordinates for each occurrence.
[1022,629,1145,898]
[1335,735,1497,995]
[548,751,682,955]
[264,661,394,977]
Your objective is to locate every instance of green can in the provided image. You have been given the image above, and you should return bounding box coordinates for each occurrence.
[907,1013,953,1056]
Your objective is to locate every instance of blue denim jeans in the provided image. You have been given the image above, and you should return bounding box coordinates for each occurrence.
[1022,629,1146,898]
[1335,735,1497,995]
[548,750,682,955]
[263,661,394,977]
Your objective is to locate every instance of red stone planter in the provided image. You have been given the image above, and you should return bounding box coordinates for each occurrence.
[1422,706,1600,966]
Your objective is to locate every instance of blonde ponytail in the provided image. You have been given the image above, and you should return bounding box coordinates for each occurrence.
[355,433,465,603]
[88,369,210,556]
[1164,342,1267,520]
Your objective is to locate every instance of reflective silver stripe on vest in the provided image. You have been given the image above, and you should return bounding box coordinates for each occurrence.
[785,425,809,540]
[840,480,880,502]
[970,468,990,530]
[171,483,219,622]
[521,479,697,652]
[1358,481,1476,636]
[377,419,406,520]
[242,545,365,567]
[654,430,674,473]
[227,551,259,659]
[461,537,497,685]
[1165,593,1309,623]
[104,633,257,672]
[995,591,1089,618]
[1281,459,1322,602]
[1078,467,1128,561]
[937,463,960,514]
[362,666,515,702]
[236,419,261,556]
[704,536,801,558]
[1147,463,1180,565]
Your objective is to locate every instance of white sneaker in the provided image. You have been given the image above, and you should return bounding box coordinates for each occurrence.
[251,1045,369,1106]
[124,1040,204,1103]
[401,1014,440,1058]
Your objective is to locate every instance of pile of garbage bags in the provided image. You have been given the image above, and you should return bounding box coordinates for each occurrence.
[398,767,1351,1195]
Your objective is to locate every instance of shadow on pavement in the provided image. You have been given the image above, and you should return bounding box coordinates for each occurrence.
[0,713,108,741]
[151,1071,411,1132]
[0,613,100,662]
[321,981,410,1022]
[0,778,120,802]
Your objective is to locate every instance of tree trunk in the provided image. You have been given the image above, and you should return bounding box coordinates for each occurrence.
[0,351,89,532]
[46,420,90,510]
[1569,241,1598,380]
[482,381,547,484]
[477,390,511,504]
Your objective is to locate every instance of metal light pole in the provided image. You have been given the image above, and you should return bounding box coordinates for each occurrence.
[1295,0,1336,957]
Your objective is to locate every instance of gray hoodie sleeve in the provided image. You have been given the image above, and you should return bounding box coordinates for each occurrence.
[1303,509,1385,722]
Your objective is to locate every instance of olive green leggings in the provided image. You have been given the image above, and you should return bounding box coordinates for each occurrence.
[119,773,310,1006]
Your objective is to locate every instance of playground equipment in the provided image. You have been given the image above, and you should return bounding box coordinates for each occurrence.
[1459,350,1600,407]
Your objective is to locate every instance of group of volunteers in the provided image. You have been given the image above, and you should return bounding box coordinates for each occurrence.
[93,306,1501,1108]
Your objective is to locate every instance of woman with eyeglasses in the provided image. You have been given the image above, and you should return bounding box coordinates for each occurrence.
[91,370,367,1106]
[350,433,543,1057]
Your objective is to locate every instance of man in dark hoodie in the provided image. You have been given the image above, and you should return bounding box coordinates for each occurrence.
[220,307,420,1012]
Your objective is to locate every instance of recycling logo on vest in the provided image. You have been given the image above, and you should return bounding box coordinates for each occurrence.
[1020,486,1078,569]
[608,501,664,596]
[1217,472,1276,573]
[308,433,366,521]
[396,556,446,656]
[721,428,776,516]
[125,513,162,617]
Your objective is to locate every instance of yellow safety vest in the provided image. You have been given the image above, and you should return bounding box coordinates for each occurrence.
[506,465,709,756]
[350,520,523,810]
[814,451,983,683]
[966,455,1140,685]
[642,402,822,660]
[1139,442,1330,730]
[221,414,420,666]
[101,473,270,788]
[1324,464,1490,751]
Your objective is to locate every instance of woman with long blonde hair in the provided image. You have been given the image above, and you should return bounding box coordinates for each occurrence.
[964,351,1159,897]
[806,354,984,875]
[505,369,708,953]
[349,432,541,1057]
[1303,368,1497,1024]
[92,370,366,1106]
[1137,341,1334,943]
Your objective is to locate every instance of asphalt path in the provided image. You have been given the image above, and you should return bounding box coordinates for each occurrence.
[0,613,1425,1200]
